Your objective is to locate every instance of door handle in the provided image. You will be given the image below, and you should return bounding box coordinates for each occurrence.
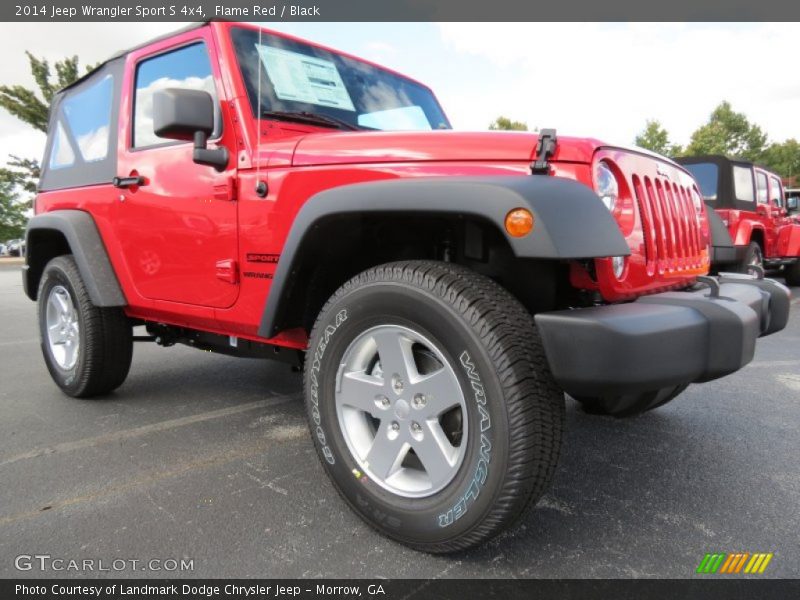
[112,176,145,189]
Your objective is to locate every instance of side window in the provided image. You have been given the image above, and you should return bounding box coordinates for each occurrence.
[733,166,755,202]
[49,75,113,169]
[769,176,783,207]
[133,42,218,149]
[755,172,768,204]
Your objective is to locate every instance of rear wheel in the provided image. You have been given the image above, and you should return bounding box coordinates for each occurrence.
[785,261,800,287]
[573,384,689,418]
[304,260,565,552]
[37,255,133,398]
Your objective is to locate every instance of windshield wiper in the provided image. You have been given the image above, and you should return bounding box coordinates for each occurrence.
[261,110,364,131]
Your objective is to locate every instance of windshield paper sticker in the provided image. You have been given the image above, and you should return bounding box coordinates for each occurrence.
[255,45,356,112]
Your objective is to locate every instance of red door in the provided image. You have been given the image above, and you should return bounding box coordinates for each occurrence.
[113,29,239,309]
[753,169,778,257]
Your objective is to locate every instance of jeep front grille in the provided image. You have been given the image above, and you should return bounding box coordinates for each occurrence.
[632,175,704,274]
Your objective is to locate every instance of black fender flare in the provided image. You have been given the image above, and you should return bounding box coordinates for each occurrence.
[258,175,630,338]
[24,210,126,306]
[705,206,738,265]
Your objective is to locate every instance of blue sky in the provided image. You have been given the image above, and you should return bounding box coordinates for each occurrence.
[1,22,798,166]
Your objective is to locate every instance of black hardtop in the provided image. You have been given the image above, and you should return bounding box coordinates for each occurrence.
[675,154,779,211]
[40,23,209,192]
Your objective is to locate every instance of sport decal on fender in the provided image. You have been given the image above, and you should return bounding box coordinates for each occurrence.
[437,351,492,528]
[308,309,348,464]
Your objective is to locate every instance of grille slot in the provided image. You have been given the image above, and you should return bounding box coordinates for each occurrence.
[633,173,703,274]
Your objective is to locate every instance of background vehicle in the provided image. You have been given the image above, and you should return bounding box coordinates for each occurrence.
[677,155,800,284]
[7,239,25,257]
[786,187,800,223]
[22,22,790,552]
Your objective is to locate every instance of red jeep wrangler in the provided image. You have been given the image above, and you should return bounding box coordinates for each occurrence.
[677,155,800,285]
[23,22,790,552]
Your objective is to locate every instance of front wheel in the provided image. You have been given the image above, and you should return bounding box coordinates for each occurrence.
[304,261,565,553]
[37,255,133,398]
[739,241,763,274]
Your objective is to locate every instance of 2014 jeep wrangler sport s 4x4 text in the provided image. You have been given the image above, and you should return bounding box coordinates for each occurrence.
[23,22,791,552]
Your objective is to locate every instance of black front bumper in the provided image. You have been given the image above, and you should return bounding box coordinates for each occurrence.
[535,275,790,397]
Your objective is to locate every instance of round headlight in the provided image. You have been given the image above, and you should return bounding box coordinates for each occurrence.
[594,161,619,211]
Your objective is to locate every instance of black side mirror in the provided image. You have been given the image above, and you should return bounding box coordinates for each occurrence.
[787,197,798,212]
[153,88,228,171]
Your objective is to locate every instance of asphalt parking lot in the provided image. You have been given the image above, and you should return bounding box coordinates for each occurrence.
[0,259,797,579]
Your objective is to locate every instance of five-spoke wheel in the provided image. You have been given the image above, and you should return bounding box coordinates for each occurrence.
[336,325,467,497]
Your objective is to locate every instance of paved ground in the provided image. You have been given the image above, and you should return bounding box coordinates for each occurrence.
[0,262,797,579]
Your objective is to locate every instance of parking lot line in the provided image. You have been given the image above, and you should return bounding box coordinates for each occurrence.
[0,395,296,467]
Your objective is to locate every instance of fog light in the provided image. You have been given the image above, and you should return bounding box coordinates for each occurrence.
[505,208,534,237]
[612,256,625,279]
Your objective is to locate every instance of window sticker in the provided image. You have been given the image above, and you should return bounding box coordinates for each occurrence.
[255,44,356,112]
[358,106,431,131]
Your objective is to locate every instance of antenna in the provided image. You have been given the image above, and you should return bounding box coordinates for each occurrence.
[255,25,263,195]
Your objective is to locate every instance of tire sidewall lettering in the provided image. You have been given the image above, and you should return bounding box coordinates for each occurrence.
[308,309,348,465]
[437,350,492,528]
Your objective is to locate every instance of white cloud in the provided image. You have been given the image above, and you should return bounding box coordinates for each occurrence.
[76,125,109,161]
[437,22,800,146]
[2,21,798,172]
[133,75,215,148]
[0,22,180,166]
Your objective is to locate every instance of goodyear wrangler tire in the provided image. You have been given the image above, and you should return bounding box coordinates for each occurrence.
[37,255,133,398]
[304,260,564,553]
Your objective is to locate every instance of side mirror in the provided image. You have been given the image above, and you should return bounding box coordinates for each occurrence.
[787,197,799,212]
[153,88,228,171]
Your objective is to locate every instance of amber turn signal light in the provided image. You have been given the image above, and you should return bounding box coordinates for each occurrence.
[505,208,534,237]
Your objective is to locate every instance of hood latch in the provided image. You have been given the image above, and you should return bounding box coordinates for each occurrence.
[530,128,557,175]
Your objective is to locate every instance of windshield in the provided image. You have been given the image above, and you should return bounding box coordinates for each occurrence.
[230,27,451,131]
[683,162,719,201]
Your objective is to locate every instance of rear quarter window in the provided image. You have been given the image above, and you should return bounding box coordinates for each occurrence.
[48,75,113,169]
[39,59,122,192]
[733,166,756,203]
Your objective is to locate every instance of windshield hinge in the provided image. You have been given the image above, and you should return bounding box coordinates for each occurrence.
[530,128,558,175]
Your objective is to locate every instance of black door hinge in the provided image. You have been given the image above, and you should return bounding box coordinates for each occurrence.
[530,128,558,175]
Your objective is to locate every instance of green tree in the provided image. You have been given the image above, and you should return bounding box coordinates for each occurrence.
[634,119,682,156]
[0,52,83,133]
[0,53,96,193]
[488,116,529,131]
[685,101,767,162]
[0,169,30,240]
[761,139,800,181]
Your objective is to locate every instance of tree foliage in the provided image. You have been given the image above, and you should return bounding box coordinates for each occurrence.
[634,119,682,157]
[0,169,30,240]
[685,101,767,162]
[636,101,800,182]
[0,52,95,203]
[489,116,529,131]
[761,139,800,183]
[0,52,92,133]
